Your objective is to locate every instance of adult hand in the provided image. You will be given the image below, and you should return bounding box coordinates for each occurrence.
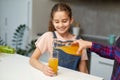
[72,39,92,55]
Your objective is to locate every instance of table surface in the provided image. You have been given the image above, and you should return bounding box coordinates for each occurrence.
[0,53,104,80]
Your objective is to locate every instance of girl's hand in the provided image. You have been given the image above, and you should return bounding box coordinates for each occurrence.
[42,65,55,76]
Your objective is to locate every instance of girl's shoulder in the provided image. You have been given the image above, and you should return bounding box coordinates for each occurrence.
[37,31,54,43]
[41,31,53,38]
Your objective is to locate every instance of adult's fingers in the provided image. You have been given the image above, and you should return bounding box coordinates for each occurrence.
[76,46,83,55]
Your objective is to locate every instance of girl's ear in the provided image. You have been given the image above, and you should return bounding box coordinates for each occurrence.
[70,17,74,24]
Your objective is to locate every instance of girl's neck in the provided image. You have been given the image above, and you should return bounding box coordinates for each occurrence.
[55,31,74,40]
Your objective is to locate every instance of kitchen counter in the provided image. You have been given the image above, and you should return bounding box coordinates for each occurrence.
[0,53,104,80]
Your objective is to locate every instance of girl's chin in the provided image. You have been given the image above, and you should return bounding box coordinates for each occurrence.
[57,30,65,33]
[57,31,68,35]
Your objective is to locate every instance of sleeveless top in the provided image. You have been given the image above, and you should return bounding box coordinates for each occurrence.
[52,32,81,71]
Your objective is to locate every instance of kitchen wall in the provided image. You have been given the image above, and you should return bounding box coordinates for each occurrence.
[70,1,120,37]
[32,0,57,38]
[32,0,120,39]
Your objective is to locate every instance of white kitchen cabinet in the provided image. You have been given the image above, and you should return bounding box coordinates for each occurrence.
[90,52,114,80]
[0,0,32,48]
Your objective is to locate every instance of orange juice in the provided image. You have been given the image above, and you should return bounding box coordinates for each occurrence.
[48,58,58,74]
[56,44,82,56]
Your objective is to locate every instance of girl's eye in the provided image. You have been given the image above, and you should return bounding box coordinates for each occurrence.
[53,19,68,23]
[54,20,59,23]
[55,21,59,23]
[62,20,67,23]
[62,19,68,23]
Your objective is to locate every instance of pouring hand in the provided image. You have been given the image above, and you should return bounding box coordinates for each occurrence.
[72,39,92,55]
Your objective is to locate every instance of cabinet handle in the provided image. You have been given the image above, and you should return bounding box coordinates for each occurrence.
[99,61,113,66]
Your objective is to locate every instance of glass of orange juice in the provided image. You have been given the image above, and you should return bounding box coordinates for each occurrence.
[48,50,59,75]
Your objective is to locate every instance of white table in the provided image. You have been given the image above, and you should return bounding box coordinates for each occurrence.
[0,53,104,80]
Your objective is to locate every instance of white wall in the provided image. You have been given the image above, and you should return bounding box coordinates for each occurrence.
[0,0,32,49]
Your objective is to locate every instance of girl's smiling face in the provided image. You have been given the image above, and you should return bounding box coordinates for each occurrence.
[52,11,73,34]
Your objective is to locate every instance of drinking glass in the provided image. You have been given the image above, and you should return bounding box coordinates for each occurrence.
[48,50,59,75]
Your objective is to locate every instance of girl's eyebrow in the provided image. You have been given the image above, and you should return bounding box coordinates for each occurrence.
[63,18,68,21]
[53,18,69,21]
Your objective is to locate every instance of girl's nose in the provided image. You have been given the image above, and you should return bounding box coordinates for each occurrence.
[59,22,63,27]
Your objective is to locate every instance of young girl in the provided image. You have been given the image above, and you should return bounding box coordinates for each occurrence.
[29,3,88,76]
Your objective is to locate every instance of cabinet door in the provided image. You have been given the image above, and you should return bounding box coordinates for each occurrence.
[90,53,114,80]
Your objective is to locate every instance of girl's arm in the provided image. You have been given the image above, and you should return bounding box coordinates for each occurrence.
[78,49,88,73]
[79,60,88,73]
[29,47,54,76]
